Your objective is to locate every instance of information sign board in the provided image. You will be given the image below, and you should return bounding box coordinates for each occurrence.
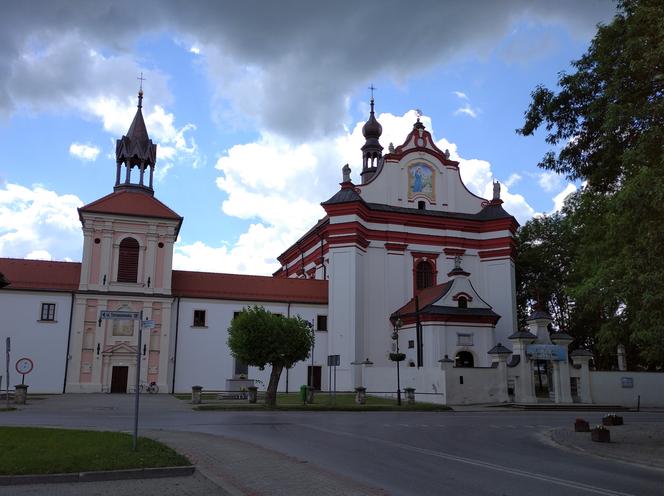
[526,344,567,361]
[100,310,140,320]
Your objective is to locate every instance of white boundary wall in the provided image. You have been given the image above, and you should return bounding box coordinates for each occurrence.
[590,371,664,408]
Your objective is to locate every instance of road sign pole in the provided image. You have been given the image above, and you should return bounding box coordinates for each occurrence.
[6,337,10,409]
[132,310,143,451]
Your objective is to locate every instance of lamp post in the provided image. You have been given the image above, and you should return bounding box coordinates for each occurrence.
[391,317,403,406]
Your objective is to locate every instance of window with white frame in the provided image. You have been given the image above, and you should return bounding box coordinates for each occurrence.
[40,303,56,321]
[457,333,473,346]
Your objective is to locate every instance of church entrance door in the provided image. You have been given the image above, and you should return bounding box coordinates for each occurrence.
[110,366,129,393]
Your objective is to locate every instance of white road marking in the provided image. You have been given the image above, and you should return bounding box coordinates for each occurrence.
[302,424,637,496]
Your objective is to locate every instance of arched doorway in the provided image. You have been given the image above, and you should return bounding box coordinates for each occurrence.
[455,351,474,368]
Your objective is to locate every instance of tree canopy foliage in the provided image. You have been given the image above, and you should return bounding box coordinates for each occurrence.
[517,0,664,368]
[227,306,314,406]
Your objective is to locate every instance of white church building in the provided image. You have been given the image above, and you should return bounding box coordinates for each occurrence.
[5,90,654,407]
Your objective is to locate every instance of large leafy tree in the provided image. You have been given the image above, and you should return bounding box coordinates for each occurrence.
[518,0,664,367]
[227,306,314,406]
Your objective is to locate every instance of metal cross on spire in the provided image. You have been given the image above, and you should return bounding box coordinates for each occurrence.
[137,72,146,92]
[368,84,376,100]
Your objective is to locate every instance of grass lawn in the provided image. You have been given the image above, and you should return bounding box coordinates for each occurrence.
[0,427,190,475]
[187,392,450,411]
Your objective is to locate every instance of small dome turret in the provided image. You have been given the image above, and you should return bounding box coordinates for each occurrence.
[360,95,383,184]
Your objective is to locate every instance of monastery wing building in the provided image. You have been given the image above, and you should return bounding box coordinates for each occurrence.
[7,91,593,406]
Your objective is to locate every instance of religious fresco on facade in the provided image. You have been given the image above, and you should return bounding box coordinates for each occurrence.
[408,162,435,201]
[112,304,135,336]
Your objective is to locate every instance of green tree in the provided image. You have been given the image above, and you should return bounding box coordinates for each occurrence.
[515,213,575,332]
[227,306,314,406]
[518,0,664,367]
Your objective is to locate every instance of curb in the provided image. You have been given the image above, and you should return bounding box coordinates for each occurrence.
[0,465,195,486]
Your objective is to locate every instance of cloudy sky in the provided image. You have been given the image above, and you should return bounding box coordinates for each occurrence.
[0,0,615,274]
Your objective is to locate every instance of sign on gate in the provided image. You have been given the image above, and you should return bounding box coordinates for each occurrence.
[526,344,567,361]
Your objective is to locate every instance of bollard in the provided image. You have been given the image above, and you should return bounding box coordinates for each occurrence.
[247,386,258,404]
[14,384,28,405]
[404,387,416,405]
[354,387,366,405]
[191,385,203,404]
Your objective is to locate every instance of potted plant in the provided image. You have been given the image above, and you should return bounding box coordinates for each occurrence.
[602,413,623,426]
[389,352,406,362]
[574,418,590,432]
[591,424,610,442]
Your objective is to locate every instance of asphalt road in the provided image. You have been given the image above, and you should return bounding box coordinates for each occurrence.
[2,394,663,495]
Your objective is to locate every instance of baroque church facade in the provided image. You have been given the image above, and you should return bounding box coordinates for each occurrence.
[3,91,588,405]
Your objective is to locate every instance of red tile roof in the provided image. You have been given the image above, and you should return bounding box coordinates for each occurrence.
[392,281,453,317]
[0,258,328,304]
[0,258,80,292]
[79,190,182,222]
[172,270,328,304]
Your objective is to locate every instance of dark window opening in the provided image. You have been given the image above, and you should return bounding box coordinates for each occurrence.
[40,303,56,321]
[418,201,426,210]
[233,311,241,320]
[117,237,139,283]
[458,297,468,309]
[193,309,206,327]
[415,261,434,290]
[408,340,415,349]
[455,351,474,368]
[317,315,328,331]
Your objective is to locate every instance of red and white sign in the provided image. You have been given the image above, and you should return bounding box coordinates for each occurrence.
[15,357,34,375]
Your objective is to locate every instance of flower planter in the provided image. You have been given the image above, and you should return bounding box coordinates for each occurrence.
[574,419,590,432]
[591,428,610,443]
[389,352,406,362]
[602,415,623,426]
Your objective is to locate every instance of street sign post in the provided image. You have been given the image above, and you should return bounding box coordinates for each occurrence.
[100,310,140,320]
[15,357,34,385]
[98,310,144,451]
[5,337,9,409]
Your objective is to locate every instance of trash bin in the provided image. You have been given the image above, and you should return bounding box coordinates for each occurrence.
[300,385,308,404]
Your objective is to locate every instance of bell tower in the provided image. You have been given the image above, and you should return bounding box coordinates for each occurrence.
[114,87,158,194]
[360,87,384,184]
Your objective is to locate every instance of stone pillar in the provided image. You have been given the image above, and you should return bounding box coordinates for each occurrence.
[438,355,454,404]
[14,385,28,405]
[149,166,154,189]
[509,332,537,404]
[551,333,574,404]
[488,344,511,403]
[404,387,416,405]
[139,165,145,186]
[115,162,122,186]
[247,386,258,404]
[191,385,203,404]
[570,350,593,404]
[617,344,627,371]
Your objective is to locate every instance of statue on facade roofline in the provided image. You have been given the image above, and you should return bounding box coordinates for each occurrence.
[493,180,501,200]
[342,163,351,183]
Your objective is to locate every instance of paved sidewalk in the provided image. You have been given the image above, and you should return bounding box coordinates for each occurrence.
[550,422,664,471]
[148,430,386,496]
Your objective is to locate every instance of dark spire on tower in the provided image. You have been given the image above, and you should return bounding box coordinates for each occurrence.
[114,76,158,194]
[360,85,383,184]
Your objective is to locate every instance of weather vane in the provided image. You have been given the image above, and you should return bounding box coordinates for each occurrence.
[137,72,146,92]
[415,108,423,118]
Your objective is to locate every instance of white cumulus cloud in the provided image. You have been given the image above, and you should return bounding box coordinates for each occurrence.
[69,143,100,161]
[551,183,577,212]
[0,183,83,261]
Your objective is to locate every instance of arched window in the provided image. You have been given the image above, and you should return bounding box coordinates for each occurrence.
[117,237,139,283]
[415,261,433,290]
[457,296,468,309]
[455,351,474,368]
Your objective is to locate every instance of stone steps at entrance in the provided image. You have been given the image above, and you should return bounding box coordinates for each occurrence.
[511,403,630,411]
